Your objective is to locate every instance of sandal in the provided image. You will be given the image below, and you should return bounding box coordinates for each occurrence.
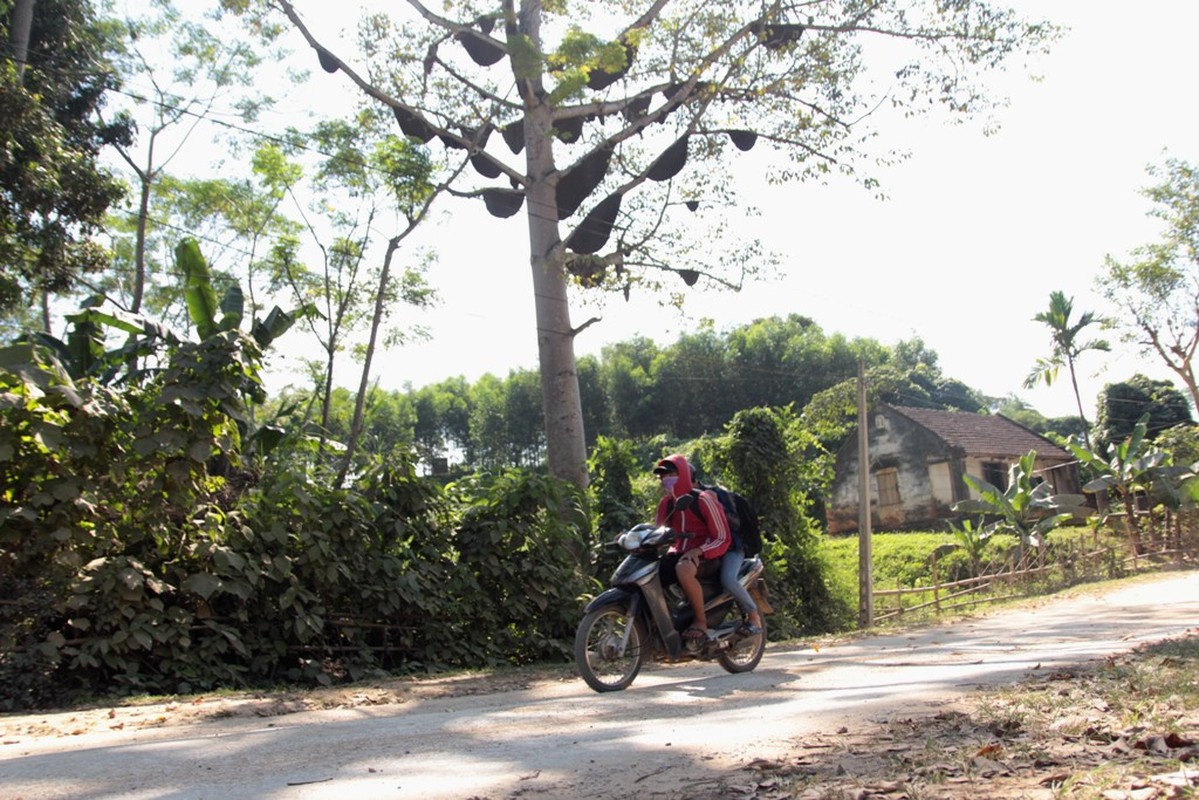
[682,625,706,641]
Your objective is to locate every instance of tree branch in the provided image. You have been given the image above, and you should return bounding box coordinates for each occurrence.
[270,0,526,188]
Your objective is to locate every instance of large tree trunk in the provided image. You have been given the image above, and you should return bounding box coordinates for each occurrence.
[518,0,589,490]
[527,219,588,489]
[11,0,34,81]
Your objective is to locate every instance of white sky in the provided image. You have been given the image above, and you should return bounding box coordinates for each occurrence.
[260,0,1199,421]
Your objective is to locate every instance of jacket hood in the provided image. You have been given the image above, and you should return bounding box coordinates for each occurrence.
[654,453,694,498]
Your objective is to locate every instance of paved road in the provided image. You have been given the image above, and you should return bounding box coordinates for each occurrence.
[4,571,1197,800]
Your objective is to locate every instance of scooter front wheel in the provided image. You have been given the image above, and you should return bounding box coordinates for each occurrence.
[575,604,647,692]
[718,618,766,674]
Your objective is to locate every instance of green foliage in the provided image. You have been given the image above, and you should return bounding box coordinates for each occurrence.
[953,450,1086,548]
[948,516,989,572]
[0,329,264,706]
[1156,423,1199,468]
[446,470,591,665]
[0,0,132,317]
[384,315,988,476]
[1093,375,1193,453]
[544,26,634,105]
[802,337,985,449]
[821,531,1023,609]
[0,335,595,709]
[218,449,459,682]
[178,239,224,340]
[2,287,429,705]
[1024,290,1110,441]
[175,238,317,352]
[1069,414,1191,550]
[865,533,956,589]
[587,435,642,574]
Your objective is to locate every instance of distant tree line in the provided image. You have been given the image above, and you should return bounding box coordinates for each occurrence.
[306,311,1197,479]
[301,313,1008,474]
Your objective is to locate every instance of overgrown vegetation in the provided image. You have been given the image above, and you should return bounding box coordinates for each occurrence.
[5,288,1197,711]
[821,522,1198,630]
[0,274,596,710]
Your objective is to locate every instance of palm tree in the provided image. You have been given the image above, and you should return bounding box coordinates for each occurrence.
[1025,290,1110,448]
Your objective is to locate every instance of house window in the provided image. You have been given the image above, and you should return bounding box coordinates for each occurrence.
[876,468,901,507]
[982,461,1007,489]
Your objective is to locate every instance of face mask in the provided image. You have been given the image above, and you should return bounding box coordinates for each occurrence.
[661,476,679,491]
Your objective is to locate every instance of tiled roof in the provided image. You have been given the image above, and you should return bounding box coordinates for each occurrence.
[889,405,1072,459]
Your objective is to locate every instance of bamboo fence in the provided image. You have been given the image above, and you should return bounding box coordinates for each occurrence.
[872,531,1193,623]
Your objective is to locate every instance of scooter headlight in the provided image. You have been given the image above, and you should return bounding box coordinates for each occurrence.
[617,523,656,550]
[618,528,646,550]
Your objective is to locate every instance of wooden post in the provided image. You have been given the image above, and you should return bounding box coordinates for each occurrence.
[857,359,873,628]
[932,551,941,612]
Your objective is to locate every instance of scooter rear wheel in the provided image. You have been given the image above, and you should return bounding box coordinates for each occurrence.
[718,619,766,673]
[575,604,647,692]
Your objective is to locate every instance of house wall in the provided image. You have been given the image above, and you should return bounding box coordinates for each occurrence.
[1039,460,1083,496]
[928,461,954,506]
[827,408,962,534]
[963,456,993,496]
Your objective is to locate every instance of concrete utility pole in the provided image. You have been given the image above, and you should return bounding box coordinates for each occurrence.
[857,358,873,627]
[11,0,36,82]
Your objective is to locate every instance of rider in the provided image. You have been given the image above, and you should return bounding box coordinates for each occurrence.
[688,463,764,636]
[652,454,730,641]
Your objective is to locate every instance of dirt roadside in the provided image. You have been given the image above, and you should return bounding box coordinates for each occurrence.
[0,662,579,744]
[3,571,1198,800]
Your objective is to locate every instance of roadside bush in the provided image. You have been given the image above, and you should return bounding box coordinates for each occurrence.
[1,330,592,708]
[447,469,591,666]
[0,338,254,706]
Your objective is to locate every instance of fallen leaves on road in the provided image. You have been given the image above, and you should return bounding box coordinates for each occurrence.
[721,631,1199,800]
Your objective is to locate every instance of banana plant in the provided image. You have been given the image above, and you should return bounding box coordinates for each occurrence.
[173,238,321,455]
[952,450,1087,550]
[1068,414,1171,553]
[18,240,314,388]
[15,294,183,386]
[11,240,318,458]
[947,515,990,573]
[174,238,317,350]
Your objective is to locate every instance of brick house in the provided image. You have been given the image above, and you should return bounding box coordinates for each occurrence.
[825,404,1082,534]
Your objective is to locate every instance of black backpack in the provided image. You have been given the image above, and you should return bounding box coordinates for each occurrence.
[690,483,763,557]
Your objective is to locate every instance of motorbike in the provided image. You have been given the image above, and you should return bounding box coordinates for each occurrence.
[574,499,770,692]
